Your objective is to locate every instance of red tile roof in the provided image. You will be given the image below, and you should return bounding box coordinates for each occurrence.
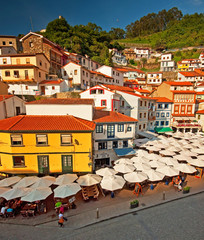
[151,97,173,103]
[93,110,138,123]
[171,90,196,94]
[0,95,13,102]
[197,82,204,87]
[165,81,193,86]
[178,71,200,77]
[122,91,151,99]
[26,98,94,105]
[39,80,63,85]
[0,115,95,132]
[90,71,113,79]
[115,67,145,74]
[172,114,195,117]
[0,64,37,69]
[136,89,150,94]
[196,110,204,114]
[103,84,134,92]
[196,92,204,95]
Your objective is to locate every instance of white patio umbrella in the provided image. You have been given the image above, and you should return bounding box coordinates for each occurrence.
[145,154,162,161]
[13,176,39,188]
[136,150,149,157]
[100,175,125,191]
[190,148,204,155]
[55,174,78,186]
[149,160,166,168]
[173,154,192,162]
[180,150,198,157]
[42,176,56,182]
[124,172,148,183]
[197,155,204,161]
[77,174,102,186]
[146,146,161,152]
[54,183,81,198]
[96,167,117,177]
[114,158,133,165]
[155,143,167,149]
[30,178,54,188]
[175,163,197,174]
[160,157,179,166]
[113,163,135,174]
[131,156,150,164]
[0,176,21,187]
[144,169,165,182]
[187,159,204,167]
[1,187,32,200]
[0,187,10,195]
[160,150,176,156]
[166,146,182,152]
[133,162,151,171]
[21,187,52,202]
[156,165,179,177]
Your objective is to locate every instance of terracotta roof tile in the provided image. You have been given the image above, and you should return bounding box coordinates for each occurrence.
[103,84,134,92]
[179,71,200,77]
[196,110,204,114]
[93,110,138,123]
[0,115,95,132]
[26,98,94,105]
[196,92,204,95]
[0,95,13,102]
[151,97,173,103]
[165,81,193,86]
[39,80,63,85]
[171,90,196,94]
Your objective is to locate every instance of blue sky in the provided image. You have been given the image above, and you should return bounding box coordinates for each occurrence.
[1,0,204,36]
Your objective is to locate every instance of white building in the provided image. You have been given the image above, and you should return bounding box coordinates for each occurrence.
[160,53,175,72]
[199,52,204,68]
[96,66,123,86]
[39,80,67,95]
[152,97,173,133]
[177,71,204,85]
[80,85,121,112]
[61,61,90,90]
[134,48,150,60]
[110,49,127,66]
[7,82,39,95]
[89,71,114,87]
[25,98,94,121]
[147,72,163,85]
[93,110,137,168]
[0,95,26,120]
[115,68,145,79]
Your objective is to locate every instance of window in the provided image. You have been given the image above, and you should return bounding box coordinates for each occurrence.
[16,107,21,115]
[39,72,41,78]
[140,113,142,118]
[9,41,13,45]
[144,113,147,118]
[29,41,34,47]
[107,124,115,138]
[140,101,142,107]
[61,134,72,145]
[62,155,72,168]
[52,86,55,90]
[158,104,162,109]
[166,121,169,126]
[118,124,124,132]
[90,89,96,94]
[64,71,67,76]
[45,63,47,69]
[127,126,132,132]
[187,105,192,113]
[5,71,10,77]
[74,70,77,75]
[98,89,104,94]
[144,101,147,107]
[166,112,169,117]
[16,59,20,64]
[139,125,142,130]
[164,104,169,109]
[181,105,185,113]
[25,86,28,90]
[2,41,6,45]
[40,61,42,66]
[143,124,146,129]
[36,134,48,145]
[98,142,107,150]
[14,70,19,77]
[25,70,28,79]
[198,115,200,120]
[11,135,23,146]
[83,70,85,76]
[161,121,165,126]
[174,105,179,114]
[113,71,115,75]
[86,72,88,77]
[156,112,160,117]
[13,156,25,167]
[123,141,128,148]
[96,125,103,133]
[101,100,106,106]
[113,141,118,148]
[155,121,159,126]
[26,58,30,64]
[121,100,125,107]
[161,112,165,117]
[3,58,7,64]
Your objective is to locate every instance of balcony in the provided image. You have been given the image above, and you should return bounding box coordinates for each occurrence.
[172,122,201,128]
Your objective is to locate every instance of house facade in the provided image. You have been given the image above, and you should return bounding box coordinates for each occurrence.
[110,49,127,66]
[93,110,137,169]
[160,53,175,72]
[177,59,200,71]
[0,115,95,175]
[26,98,94,121]
[0,95,26,120]
[0,35,19,52]
[177,71,204,85]
[39,80,67,95]
[134,48,150,60]
[147,72,163,85]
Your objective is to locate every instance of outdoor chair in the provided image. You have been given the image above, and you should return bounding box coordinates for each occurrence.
[20,210,27,218]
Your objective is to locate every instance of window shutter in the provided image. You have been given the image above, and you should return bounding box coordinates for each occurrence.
[61,135,72,144]
[37,135,47,142]
[12,135,22,141]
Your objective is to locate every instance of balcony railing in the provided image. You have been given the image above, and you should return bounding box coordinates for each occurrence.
[172,122,201,128]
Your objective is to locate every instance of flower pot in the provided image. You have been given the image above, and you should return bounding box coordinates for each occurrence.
[183,189,190,194]
[130,202,139,209]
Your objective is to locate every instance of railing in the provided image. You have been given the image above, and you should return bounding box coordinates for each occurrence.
[172,122,201,128]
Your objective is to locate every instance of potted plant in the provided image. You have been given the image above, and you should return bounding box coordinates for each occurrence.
[183,186,190,194]
[130,199,139,209]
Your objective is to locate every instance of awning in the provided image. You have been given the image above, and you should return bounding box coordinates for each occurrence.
[137,131,157,139]
[154,127,173,133]
[114,148,136,156]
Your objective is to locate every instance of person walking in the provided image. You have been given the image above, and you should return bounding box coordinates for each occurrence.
[58,211,67,227]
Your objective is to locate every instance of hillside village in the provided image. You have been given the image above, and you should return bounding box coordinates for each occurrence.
[0,31,204,175]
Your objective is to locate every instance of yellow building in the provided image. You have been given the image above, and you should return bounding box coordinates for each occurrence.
[0,53,50,83]
[0,115,95,175]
